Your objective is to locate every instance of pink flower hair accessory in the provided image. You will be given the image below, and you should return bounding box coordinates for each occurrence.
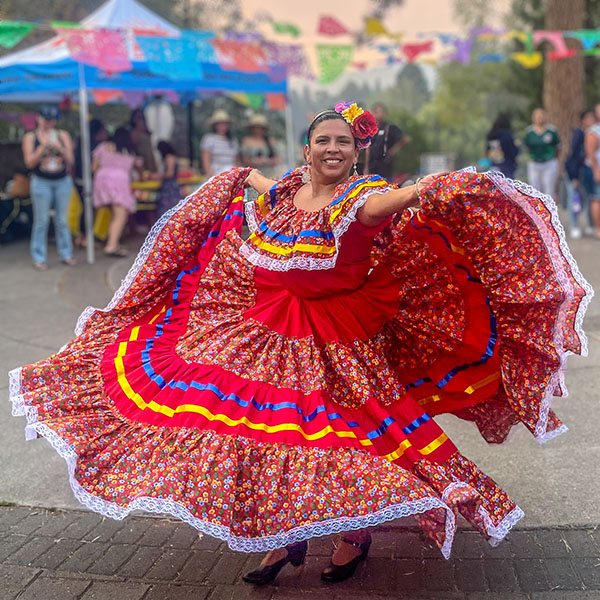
[334,101,378,149]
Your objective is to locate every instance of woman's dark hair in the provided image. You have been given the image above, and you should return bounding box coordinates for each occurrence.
[306,110,349,145]
[487,113,512,139]
[89,118,105,140]
[157,140,177,158]
[112,127,136,154]
[581,108,594,121]
[211,122,233,140]
[129,108,150,134]
[250,128,275,159]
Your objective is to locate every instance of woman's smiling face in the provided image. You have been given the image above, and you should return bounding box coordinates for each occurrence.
[305,118,359,183]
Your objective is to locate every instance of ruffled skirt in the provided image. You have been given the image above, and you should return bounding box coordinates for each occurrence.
[10,169,592,557]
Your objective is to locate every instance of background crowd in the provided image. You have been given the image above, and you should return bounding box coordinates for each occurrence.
[3,97,600,271]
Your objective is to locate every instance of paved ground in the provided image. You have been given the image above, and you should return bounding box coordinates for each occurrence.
[1,505,600,600]
[1,215,599,599]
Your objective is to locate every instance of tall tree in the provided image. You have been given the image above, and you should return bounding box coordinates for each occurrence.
[543,0,585,158]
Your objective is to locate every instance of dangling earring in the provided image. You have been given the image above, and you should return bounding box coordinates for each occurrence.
[302,164,312,184]
[352,163,358,176]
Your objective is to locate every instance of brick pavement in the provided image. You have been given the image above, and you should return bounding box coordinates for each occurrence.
[1,506,599,600]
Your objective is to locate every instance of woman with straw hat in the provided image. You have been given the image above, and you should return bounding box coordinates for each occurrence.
[241,113,280,178]
[200,109,239,178]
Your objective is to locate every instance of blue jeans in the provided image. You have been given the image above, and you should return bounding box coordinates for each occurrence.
[30,174,73,263]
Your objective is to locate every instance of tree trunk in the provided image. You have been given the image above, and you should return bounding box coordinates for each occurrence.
[543,0,585,161]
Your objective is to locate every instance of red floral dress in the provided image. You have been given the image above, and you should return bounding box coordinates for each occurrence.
[10,167,592,557]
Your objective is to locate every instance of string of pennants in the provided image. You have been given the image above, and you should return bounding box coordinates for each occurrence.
[1,15,600,87]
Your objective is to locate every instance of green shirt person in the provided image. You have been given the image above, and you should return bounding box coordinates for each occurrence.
[524,108,561,198]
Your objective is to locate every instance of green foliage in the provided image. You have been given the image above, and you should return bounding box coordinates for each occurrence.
[386,108,431,175]
[417,59,529,167]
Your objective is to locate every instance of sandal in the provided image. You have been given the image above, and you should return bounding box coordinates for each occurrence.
[103,247,129,257]
[33,261,48,271]
[62,257,77,266]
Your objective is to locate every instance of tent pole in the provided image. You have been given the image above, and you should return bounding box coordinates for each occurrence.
[284,100,295,171]
[78,62,94,264]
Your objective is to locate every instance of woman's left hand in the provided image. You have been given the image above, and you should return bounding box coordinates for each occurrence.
[418,172,449,190]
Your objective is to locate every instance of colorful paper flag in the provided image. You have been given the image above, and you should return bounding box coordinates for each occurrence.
[211,40,270,73]
[263,42,314,79]
[478,53,505,63]
[318,15,351,36]
[450,38,473,64]
[511,51,543,69]
[266,93,287,110]
[56,28,132,73]
[564,29,600,54]
[365,17,388,36]
[271,21,301,38]
[182,30,217,63]
[0,21,35,49]
[316,44,353,84]
[92,89,124,105]
[136,36,203,80]
[401,41,433,62]
[533,31,576,60]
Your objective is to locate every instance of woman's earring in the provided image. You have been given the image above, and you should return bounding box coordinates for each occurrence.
[302,164,312,184]
[352,163,358,176]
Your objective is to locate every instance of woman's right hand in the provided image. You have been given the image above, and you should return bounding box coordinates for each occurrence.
[594,168,600,184]
[244,168,263,190]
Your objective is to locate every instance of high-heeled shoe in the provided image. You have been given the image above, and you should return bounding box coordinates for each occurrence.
[243,540,308,585]
[321,534,372,583]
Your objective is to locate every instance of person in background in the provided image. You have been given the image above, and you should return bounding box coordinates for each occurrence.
[565,109,596,239]
[584,113,600,238]
[155,141,182,218]
[486,113,520,179]
[524,108,561,198]
[129,108,157,173]
[22,105,75,271]
[200,110,239,178]
[364,102,410,180]
[240,114,279,178]
[73,118,109,248]
[92,127,140,257]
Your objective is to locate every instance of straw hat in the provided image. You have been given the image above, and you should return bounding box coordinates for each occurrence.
[247,114,269,128]
[209,109,232,124]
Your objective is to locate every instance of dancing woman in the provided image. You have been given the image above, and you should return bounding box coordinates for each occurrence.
[10,103,592,586]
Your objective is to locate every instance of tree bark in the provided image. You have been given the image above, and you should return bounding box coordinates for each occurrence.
[543,0,585,161]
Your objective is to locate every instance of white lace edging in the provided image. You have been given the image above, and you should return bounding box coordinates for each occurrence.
[244,194,260,234]
[9,363,529,557]
[479,505,525,547]
[441,480,524,547]
[482,171,594,443]
[239,185,396,272]
[75,178,217,336]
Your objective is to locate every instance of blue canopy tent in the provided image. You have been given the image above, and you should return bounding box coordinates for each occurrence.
[0,0,290,262]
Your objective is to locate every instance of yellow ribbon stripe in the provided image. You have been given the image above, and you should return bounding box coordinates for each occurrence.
[246,236,337,256]
[329,180,389,222]
[113,329,373,447]
[418,432,448,455]
[464,372,500,394]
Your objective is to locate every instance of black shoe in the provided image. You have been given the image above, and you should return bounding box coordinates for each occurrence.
[243,540,308,585]
[321,534,372,583]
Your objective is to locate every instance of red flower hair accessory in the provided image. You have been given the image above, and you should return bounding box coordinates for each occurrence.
[334,101,378,149]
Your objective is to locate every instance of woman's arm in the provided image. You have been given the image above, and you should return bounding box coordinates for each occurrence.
[58,130,75,167]
[22,132,46,169]
[201,150,212,178]
[244,169,277,195]
[357,172,446,227]
[163,154,177,179]
[585,131,600,183]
